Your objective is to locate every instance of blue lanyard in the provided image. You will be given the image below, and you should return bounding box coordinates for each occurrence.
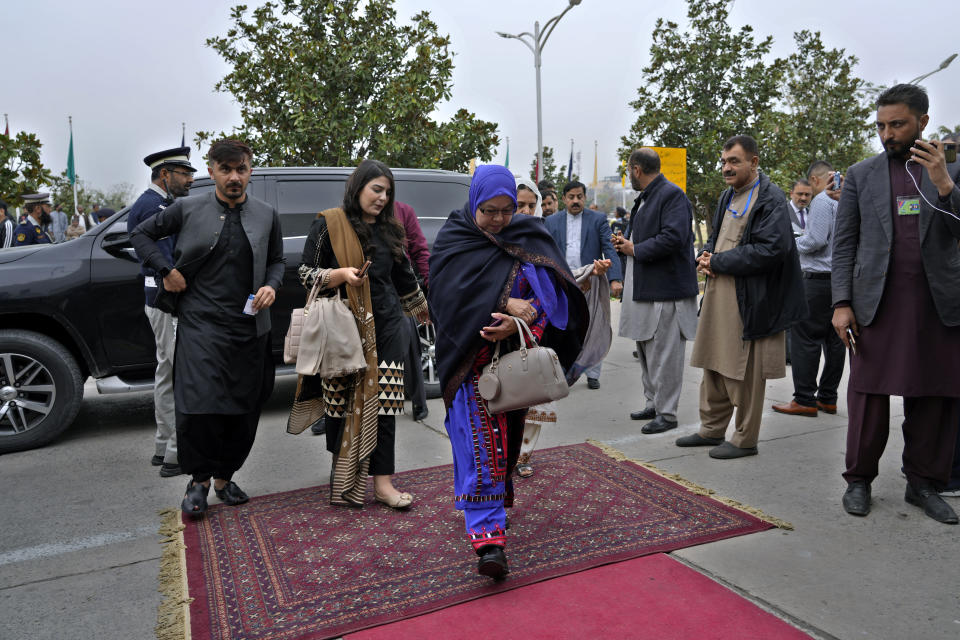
[727,178,760,218]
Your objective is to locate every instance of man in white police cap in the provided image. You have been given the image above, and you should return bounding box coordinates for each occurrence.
[12,193,54,246]
[128,146,195,477]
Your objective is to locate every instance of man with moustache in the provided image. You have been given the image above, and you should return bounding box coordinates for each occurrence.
[614,148,698,434]
[680,135,805,459]
[12,193,54,246]
[787,179,813,235]
[127,146,197,478]
[544,180,623,389]
[833,84,960,524]
[131,139,284,517]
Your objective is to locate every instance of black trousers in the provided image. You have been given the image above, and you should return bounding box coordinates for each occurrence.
[326,414,396,475]
[176,410,260,483]
[403,317,426,411]
[790,275,846,406]
[844,392,960,488]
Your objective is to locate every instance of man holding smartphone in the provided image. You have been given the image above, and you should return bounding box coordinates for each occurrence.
[832,84,960,524]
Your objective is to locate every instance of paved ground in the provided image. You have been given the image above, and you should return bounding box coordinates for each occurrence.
[1,305,957,639]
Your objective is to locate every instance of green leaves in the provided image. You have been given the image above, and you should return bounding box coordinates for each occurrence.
[199,0,498,171]
[0,132,54,205]
[620,0,874,233]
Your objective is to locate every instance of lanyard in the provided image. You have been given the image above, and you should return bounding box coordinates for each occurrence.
[727,178,760,218]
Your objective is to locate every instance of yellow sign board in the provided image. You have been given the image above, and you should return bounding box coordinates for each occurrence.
[650,147,686,193]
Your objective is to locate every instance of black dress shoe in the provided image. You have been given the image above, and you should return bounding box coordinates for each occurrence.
[476,544,509,580]
[587,378,600,390]
[181,480,209,518]
[151,454,164,466]
[310,417,326,436]
[642,415,678,434]
[905,481,958,524]
[215,481,250,506]
[630,407,656,421]
[675,433,723,447]
[842,480,871,517]
[159,462,183,477]
[413,405,429,421]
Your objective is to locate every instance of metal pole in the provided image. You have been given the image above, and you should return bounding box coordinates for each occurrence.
[69,116,79,221]
[534,21,543,183]
[908,53,957,84]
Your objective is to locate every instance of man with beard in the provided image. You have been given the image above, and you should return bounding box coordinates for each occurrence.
[833,84,960,524]
[127,146,197,478]
[131,139,284,517]
[544,180,623,389]
[613,148,698,434]
[12,193,54,245]
[681,135,805,459]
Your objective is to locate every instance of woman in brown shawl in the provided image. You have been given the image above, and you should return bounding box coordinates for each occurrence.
[295,160,429,508]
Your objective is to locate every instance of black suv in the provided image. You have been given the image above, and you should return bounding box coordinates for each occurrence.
[0,167,469,453]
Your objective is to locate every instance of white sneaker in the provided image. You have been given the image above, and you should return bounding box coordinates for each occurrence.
[939,487,960,498]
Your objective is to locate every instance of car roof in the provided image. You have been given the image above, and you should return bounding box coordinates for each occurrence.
[192,166,471,181]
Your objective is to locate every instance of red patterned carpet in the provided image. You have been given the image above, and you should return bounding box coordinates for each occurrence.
[160,442,776,640]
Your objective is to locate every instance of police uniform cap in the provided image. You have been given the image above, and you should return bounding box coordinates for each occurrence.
[22,192,52,205]
[143,146,197,172]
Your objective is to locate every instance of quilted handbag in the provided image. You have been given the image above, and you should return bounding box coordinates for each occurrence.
[283,296,306,364]
[477,316,569,414]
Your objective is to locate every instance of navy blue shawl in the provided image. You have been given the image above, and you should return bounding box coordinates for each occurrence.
[428,205,588,406]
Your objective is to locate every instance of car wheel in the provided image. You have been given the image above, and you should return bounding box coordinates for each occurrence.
[418,323,441,400]
[0,330,85,454]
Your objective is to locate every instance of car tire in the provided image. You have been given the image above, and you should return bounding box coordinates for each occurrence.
[418,323,442,400]
[0,330,85,454]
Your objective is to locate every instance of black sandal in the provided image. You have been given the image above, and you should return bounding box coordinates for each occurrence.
[214,481,249,506]
[181,480,209,517]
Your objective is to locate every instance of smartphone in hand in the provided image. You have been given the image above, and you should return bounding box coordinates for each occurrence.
[846,328,857,355]
[357,260,372,278]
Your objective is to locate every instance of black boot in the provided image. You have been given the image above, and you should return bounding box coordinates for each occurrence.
[476,544,509,580]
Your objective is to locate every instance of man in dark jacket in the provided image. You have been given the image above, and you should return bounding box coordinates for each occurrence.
[680,135,806,459]
[614,148,698,434]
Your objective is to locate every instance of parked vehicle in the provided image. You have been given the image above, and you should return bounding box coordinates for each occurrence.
[0,167,469,453]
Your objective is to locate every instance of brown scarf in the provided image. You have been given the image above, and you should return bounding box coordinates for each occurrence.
[320,208,380,505]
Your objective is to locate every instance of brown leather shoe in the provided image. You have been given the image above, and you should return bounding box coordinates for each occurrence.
[771,401,817,417]
[817,401,837,414]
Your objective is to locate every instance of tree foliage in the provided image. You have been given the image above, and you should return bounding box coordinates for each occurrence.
[200,0,499,171]
[529,146,580,208]
[620,0,874,233]
[50,172,136,213]
[0,132,53,205]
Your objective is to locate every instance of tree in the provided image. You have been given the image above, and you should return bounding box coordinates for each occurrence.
[200,0,499,172]
[619,0,783,235]
[0,131,54,205]
[50,173,136,213]
[762,30,874,187]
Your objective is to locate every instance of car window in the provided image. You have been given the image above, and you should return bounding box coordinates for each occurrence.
[277,180,346,237]
[395,180,467,219]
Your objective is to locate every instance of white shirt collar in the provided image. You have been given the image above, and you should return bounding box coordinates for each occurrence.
[149,182,170,199]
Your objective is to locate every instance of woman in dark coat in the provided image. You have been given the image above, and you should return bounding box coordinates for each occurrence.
[297,160,429,508]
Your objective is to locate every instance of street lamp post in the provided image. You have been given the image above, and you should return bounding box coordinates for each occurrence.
[908,53,958,84]
[497,0,582,182]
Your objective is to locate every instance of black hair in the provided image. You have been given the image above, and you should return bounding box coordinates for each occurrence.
[615,206,628,217]
[208,138,253,166]
[790,178,812,191]
[342,159,406,264]
[0,199,6,213]
[25,202,39,213]
[806,160,833,179]
[517,183,536,194]
[876,83,928,117]
[628,148,661,174]
[541,189,557,201]
[562,180,587,196]
[723,135,759,158]
[537,179,555,192]
[151,167,163,180]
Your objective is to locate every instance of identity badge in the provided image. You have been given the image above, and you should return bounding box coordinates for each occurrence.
[897,195,921,216]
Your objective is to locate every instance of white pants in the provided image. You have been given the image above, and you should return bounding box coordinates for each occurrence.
[145,305,178,463]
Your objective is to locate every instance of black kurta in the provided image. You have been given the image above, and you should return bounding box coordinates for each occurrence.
[175,200,273,414]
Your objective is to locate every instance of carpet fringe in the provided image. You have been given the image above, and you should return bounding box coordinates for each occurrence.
[156,508,192,640]
[586,439,794,530]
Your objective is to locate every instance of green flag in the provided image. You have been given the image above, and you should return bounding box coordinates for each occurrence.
[504,139,509,169]
[66,130,76,185]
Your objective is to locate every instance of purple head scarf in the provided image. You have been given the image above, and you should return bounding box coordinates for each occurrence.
[468,165,517,218]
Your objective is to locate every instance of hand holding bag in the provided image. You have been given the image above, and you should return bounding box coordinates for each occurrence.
[478,316,569,414]
[295,278,366,378]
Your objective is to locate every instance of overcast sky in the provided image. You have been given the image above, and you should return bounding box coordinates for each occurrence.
[4,0,958,195]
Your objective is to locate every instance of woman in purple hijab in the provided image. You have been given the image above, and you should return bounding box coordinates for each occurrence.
[429,165,587,579]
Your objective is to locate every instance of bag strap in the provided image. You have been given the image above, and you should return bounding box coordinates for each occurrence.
[489,316,538,368]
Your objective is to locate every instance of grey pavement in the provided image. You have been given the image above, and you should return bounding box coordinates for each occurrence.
[1,304,958,639]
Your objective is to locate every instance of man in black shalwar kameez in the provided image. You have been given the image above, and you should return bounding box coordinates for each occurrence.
[131,139,284,517]
[832,84,960,525]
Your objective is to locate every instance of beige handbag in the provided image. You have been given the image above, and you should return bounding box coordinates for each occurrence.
[477,316,569,414]
[295,278,366,378]
[283,302,305,364]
